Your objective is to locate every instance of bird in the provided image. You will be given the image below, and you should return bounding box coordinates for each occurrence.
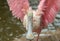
[7,0,60,41]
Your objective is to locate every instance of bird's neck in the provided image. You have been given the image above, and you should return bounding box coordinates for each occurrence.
[27,8,33,32]
[26,10,34,40]
[27,18,33,33]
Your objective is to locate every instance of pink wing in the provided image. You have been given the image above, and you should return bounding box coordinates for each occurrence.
[7,0,29,21]
[38,0,60,26]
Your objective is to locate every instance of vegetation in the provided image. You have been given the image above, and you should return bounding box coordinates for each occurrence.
[0,0,26,41]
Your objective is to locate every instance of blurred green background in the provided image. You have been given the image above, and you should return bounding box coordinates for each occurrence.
[0,0,26,41]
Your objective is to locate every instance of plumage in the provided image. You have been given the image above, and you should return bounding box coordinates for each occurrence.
[7,0,60,41]
[7,0,29,21]
[39,0,60,26]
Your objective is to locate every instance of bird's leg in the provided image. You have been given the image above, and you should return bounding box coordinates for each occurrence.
[36,33,40,41]
[36,26,42,41]
[36,31,41,41]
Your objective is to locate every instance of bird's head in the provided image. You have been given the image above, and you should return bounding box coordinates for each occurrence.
[27,7,33,18]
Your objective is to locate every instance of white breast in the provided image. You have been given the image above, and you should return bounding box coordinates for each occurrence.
[23,10,42,30]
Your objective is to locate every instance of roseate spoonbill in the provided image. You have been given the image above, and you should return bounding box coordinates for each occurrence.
[7,0,60,41]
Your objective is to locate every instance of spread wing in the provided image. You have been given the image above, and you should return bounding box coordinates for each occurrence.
[38,0,60,26]
[7,0,29,21]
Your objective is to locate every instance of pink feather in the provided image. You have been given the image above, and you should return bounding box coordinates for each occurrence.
[38,0,60,26]
[7,0,29,21]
